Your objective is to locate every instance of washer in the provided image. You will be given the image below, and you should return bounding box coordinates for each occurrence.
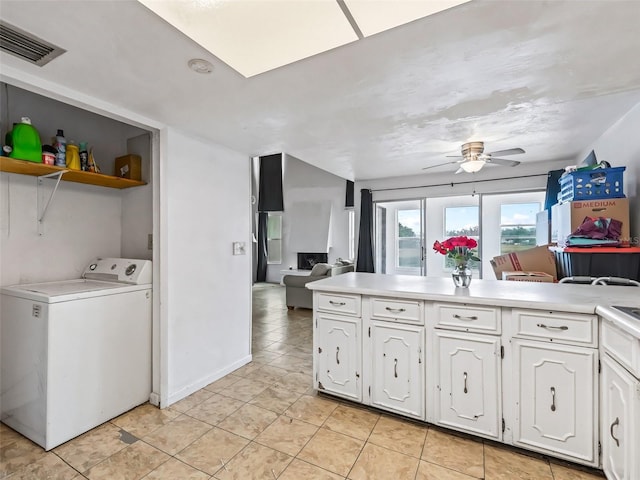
[1,258,152,450]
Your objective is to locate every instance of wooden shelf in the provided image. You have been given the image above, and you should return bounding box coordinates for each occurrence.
[0,156,147,189]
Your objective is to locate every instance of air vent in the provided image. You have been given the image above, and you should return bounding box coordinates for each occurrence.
[0,21,65,66]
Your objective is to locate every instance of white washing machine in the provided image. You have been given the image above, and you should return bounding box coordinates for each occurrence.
[0,258,152,450]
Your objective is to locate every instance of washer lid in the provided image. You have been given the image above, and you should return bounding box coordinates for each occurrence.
[15,279,123,296]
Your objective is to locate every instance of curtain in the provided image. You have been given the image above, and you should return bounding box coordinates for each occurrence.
[256,212,268,282]
[258,154,284,212]
[544,169,564,213]
[345,180,354,208]
[356,188,375,273]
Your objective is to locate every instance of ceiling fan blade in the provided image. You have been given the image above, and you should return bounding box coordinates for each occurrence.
[487,157,521,167]
[445,155,463,158]
[422,160,460,170]
[487,147,525,157]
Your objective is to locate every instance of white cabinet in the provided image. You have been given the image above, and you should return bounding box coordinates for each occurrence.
[512,339,598,465]
[601,354,640,480]
[315,312,361,402]
[370,321,424,419]
[434,331,501,439]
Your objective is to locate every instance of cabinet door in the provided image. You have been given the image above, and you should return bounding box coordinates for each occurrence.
[601,354,640,480]
[316,313,361,402]
[512,339,597,465]
[435,331,501,439]
[370,322,424,419]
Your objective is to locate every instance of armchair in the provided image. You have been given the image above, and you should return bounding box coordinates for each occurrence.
[283,262,354,309]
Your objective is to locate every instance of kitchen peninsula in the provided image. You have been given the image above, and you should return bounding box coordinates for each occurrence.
[307,272,640,477]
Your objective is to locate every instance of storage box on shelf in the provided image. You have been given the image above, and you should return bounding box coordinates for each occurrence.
[552,198,630,247]
[552,247,640,282]
[559,167,625,203]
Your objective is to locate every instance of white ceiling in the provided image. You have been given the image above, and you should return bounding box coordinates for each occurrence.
[2,0,640,181]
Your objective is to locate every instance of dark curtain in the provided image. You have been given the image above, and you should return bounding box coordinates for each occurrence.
[356,189,375,273]
[544,169,564,214]
[256,212,268,282]
[345,180,354,208]
[258,154,284,212]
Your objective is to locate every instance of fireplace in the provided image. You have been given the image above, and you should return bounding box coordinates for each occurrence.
[297,252,328,270]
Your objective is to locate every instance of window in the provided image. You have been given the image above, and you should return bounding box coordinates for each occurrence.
[266,213,282,264]
[348,210,355,260]
[444,206,480,270]
[397,209,421,268]
[499,203,540,254]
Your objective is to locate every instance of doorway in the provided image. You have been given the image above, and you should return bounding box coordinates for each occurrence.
[374,199,425,276]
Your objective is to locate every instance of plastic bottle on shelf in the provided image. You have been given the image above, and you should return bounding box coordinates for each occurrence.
[9,117,42,162]
[53,129,66,167]
[79,142,88,171]
[66,141,81,170]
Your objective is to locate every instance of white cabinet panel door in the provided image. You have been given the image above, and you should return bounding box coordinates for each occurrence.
[601,354,640,480]
[316,313,361,402]
[435,331,501,439]
[370,322,424,419]
[513,339,597,465]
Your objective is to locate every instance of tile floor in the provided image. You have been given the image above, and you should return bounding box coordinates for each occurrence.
[0,283,606,480]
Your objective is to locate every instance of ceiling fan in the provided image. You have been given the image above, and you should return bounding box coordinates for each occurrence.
[423,141,525,174]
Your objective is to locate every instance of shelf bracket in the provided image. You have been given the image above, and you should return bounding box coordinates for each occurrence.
[37,170,68,236]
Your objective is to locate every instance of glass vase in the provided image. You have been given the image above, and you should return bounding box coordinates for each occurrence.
[452,264,472,288]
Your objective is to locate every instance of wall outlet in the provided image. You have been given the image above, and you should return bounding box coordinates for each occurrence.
[233,242,246,255]
[148,233,153,250]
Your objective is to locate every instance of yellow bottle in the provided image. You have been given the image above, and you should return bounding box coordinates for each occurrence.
[66,143,81,170]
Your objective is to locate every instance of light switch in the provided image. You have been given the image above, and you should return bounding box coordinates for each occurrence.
[233,242,246,255]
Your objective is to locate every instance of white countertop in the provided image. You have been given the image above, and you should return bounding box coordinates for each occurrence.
[307,272,640,315]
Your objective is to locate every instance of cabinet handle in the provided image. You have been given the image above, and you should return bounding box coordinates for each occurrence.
[550,386,556,412]
[453,314,478,321]
[463,372,468,394]
[394,358,398,378]
[329,300,346,306]
[537,323,568,331]
[336,346,340,365]
[385,307,406,313]
[610,417,620,447]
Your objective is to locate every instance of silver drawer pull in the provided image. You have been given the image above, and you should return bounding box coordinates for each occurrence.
[385,307,406,313]
[537,323,568,331]
[550,386,556,412]
[394,358,398,378]
[329,300,346,306]
[336,346,340,365]
[453,314,478,321]
[463,372,468,394]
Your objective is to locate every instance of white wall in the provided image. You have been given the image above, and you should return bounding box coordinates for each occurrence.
[0,173,122,284]
[164,128,252,404]
[575,101,640,244]
[121,133,153,260]
[264,154,351,283]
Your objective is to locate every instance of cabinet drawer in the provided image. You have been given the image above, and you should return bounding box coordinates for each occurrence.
[316,293,361,316]
[434,303,501,334]
[601,319,640,377]
[370,298,423,325]
[512,309,597,347]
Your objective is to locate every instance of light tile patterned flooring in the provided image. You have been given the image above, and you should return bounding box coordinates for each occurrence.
[0,283,605,479]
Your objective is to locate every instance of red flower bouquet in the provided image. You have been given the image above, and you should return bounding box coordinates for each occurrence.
[433,236,480,267]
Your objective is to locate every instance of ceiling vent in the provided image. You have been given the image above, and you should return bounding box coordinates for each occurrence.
[0,21,65,66]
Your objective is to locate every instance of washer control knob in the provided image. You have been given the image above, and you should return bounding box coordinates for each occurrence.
[89,263,97,271]
[125,264,137,276]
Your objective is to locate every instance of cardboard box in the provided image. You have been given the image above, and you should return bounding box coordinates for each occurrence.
[552,198,630,247]
[114,154,142,181]
[502,271,554,283]
[491,245,557,280]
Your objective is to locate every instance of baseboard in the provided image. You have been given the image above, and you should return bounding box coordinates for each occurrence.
[148,391,160,406]
[166,354,252,407]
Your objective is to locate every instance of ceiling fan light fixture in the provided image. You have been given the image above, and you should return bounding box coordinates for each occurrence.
[460,160,485,173]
